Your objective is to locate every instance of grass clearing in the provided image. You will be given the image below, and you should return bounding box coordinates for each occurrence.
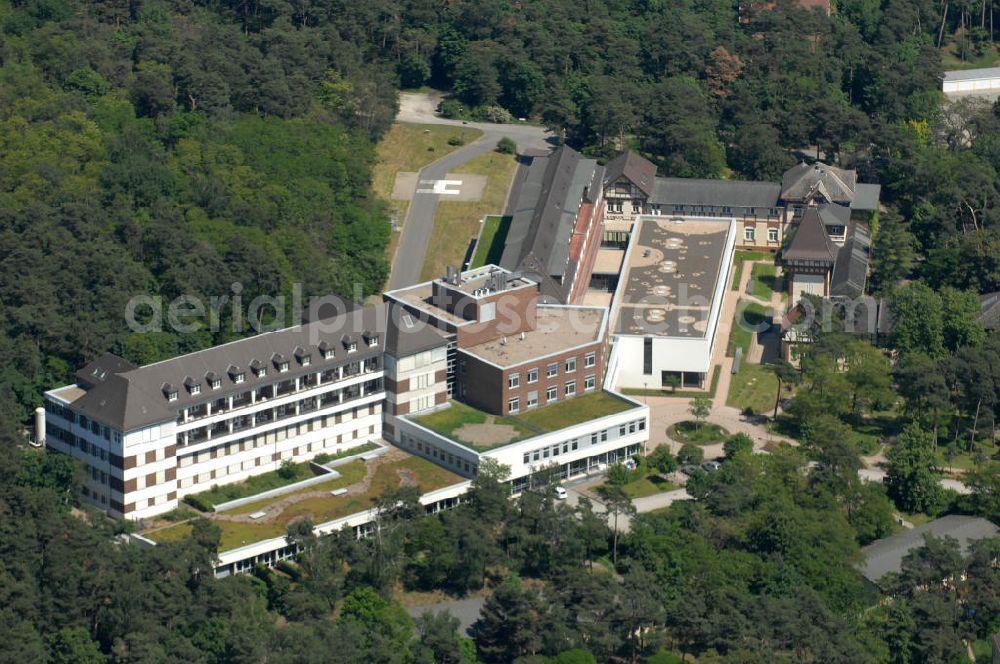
[413,392,637,450]
[726,362,779,416]
[413,400,535,449]
[148,455,463,552]
[470,215,512,268]
[419,150,519,281]
[750,262,777,301]
[618,475,679,499]
[669,421,728,445]
[731,251,772,290]
[372,123,483,270]
[940,43,1000,70]
[223,461,367,516]
[184,460,326,510]
[727,301,769,357]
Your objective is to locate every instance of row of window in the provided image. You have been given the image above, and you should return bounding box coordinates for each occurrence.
[46,402,123,444]
[520,419,646,466]
[506,353,596,389]
[398,433,476,476]
[508,375,597,413]
[180,405,378,456]
[744,227,780,243]
[179,379,382,444]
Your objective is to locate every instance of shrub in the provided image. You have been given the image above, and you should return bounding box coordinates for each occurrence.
[447,135,465,146]
[607,462,631,486]
[648,446,678,474]
[312,453,334,464]
[724,433,754,459]
[277,460,298,480]
[439,99,462,118]
[496,137,517,154]
[183,494,215,513]
[677,443,704,466]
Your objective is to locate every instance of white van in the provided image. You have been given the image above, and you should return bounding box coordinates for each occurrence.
[554,486,568,500]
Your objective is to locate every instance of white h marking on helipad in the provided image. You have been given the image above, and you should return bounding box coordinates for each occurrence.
[416,179,463,195]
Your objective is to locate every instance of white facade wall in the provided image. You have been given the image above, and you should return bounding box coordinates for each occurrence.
[943,77,1000,94]
[389,396,649,485]
[385,346,447,415]
[609,217,736,389]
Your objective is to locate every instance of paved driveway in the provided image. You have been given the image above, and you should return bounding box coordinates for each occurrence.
[387,93,551,290]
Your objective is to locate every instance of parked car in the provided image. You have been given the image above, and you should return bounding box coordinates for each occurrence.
[554,486,568,500]
[701,461,723,473]
[680,464,701,476]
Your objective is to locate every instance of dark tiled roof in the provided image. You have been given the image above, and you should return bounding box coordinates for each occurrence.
[851,183,881,211]
[76,353,138,389]
[603,151,657,198]
[781,162,857,204]
[817,202,851,227]
[63,303,446,431]
[831,224,870,298]
[859,515,1000,584]
[783,208,838,264]
[500,145,599,302]
[650,177,781,209]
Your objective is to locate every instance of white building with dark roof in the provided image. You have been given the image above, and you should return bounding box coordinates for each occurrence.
[43,303,449,520]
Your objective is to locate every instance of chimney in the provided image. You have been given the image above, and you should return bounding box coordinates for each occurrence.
[34,407,45,447]
[446,265,455,284]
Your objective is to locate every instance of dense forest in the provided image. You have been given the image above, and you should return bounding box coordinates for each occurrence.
[2,0,1000,661]
[2,0,999,421]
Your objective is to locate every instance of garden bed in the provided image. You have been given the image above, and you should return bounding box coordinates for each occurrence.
[667,421,729,445]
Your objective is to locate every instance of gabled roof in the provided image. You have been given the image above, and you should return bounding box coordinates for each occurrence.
[650,177,781,209]
[817,202,851,227]
[781,162,857,204]
[603,151,657,198]
[859,515,1000,585]
[54,302,445,431]
[831,224,871,298]
[500,145,599,301]
[783,208,838,264]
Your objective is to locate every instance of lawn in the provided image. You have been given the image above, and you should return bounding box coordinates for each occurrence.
[936,440,999,472]
[419,150,520,281]
[750,262,779,301]
[940,43,1000,70]
[470,215,512,268]
[413,392,638,450]
[413,400,535,449]
[669,421,728,445]
[372,123,484,273]
[730,251,772,290]
[148,455,463,552]
[223,460,367,516]
[515,391,635,433]
[184,459,326,510]
[618,475,679,500]
[727,300,769,357]
[726,362,780,416]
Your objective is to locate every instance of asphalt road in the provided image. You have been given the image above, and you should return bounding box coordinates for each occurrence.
[386,92,552,291]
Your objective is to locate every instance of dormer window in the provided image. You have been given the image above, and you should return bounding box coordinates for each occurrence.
[228,365,246,383]
[272,353,289,372]
[163,383,178,402]
[294,346,311,367]
[250,359,266,377]
[342,335,358,353]
[206,372,222,389]
[363,330,380,347]
[184,377,201,395]
[319,341,335,360]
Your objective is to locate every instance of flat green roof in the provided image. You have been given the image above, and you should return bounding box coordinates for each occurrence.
[411,391,638,451]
